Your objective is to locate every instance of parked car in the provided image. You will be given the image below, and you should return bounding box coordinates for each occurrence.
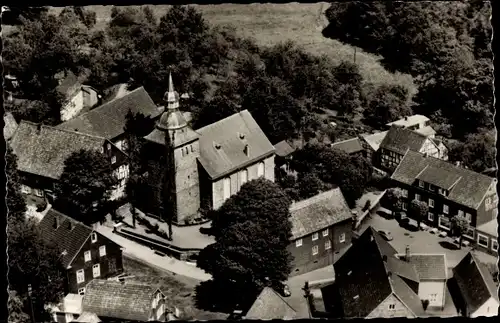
[378,230,393,241]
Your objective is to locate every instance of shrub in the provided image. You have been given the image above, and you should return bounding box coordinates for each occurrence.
[36,200,48,212]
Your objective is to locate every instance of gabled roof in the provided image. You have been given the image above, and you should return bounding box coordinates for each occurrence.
[391,150,496,209]
[10,121,109,180]
[360,131,388,151]
[197,110,275,180]
[453,252,499,315]
[3,111,18,140]
[38,208,94,268]
[386,114,429,128]
[289,188,353,240]
[476,219,498,238]
[416,166,462,191]
[75,312,101,323]
[329,227,424,318]
[82,280,162,322]
[331,138,364,155]
[380,125,428,155]
[274,140,295,157]
[244,287,297,320]
[406,254,447,280]
[56,87,160,140]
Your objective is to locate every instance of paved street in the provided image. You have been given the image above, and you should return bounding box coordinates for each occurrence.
[95,224,212,281]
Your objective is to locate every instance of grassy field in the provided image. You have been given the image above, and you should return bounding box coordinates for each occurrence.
[46,3,416,96]
[122,255,228,320]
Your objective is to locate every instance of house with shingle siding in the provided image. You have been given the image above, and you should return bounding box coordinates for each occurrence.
[378,125,447,172]
[288,188,354,276]
[391,150,497,236]
[81,280,175,322]
[139,75,276,224]
[39,208,124,295]
[244,287,297,320]
[452,252,499,318]
[10,121,129,201]
[56,86,162,151]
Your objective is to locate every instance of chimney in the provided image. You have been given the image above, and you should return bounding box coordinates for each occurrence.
[405,116,408,121]
[53,216,59,229]
[67,220,73,231]
[405,245,411,262]
[243,144,250,157]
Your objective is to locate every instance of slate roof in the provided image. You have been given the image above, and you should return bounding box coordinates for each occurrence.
[289,188,353,240]
[416,166,462,190]
[476,219,498,238]
[331,138,364,155]
[10,121,109,180]
[56,87,160,140]
[386,257,420,283]
[360,131,388,151]
[38,208,94,268]
[328,227,424,318]
[82,280,162,322]
[274,140,295,157]
[196,110,275,180]
[391,150,496,209]
[453,252,499,315]
[386,114,429,128]
[144,125,200,148]
[244,287,297,320]
[380,125,428,155]
[406,254,447,280]
[3,112,18,140]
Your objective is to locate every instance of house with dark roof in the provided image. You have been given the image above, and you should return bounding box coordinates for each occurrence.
[81,280,176,322]
[243,287,297,320]
[38,208,124,295]
[55,71,100,122]
[391,150,497,235]
[452,252,499,317]
[319,227,432,318]
[138,74,276,224]
[56,86,161,151]
[10,121,129,201]
[378,125,448,172]
[288,188,354,276]
[331,138,365,157]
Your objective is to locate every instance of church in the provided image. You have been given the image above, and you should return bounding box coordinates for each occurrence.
[138,74,276,225]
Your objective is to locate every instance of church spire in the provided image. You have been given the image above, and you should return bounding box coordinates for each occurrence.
[157,73,187,131]
[165,72,180,110]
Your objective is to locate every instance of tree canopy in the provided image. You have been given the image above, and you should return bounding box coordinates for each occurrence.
[197,179,293,310]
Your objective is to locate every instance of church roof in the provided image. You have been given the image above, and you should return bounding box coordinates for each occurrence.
[197,110,275,180]
[144,127,199,148]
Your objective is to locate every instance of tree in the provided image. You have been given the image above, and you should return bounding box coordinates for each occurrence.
[364,84,413,128]
[297,172,329,200]
[409,200,429,229]
[197,179,293,310]
[385,188,404,217]
[7,291,30,323]
[6,146,27,224]
[447,130,495,173]
[451,215,469,249]
[54,149,118,225]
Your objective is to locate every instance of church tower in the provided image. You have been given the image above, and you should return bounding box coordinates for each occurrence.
[144,73,200,224]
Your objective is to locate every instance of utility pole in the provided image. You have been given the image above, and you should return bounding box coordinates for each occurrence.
[28,284,36,323]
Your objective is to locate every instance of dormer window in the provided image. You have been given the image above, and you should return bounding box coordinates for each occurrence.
[214,142,221,150]
[91,232,97,243]
[419,180,424,188]
[67,221,73,231]
[53,217,59,229]
[239,133,245,140]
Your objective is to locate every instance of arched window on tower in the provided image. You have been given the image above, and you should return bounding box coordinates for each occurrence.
[223,177,231,201]
[257,162,265,178]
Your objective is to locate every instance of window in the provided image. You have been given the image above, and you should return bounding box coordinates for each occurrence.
[429,294,437,302]
[325,240,331,250]
[296,239,302,247]
[492,240,498,252]
[76,269,85,284]
[91,233,97,243]
[223,177,231,200]
[111,156,117,164]
[402,189,408,198]
[419,180,424,188]
[185,147,189,155]
[191,145,194,152]
[99,246,106,257]
[257,162,265,178]
[388,304,396,310]
[312,233,319,241]
[465,213,472,223]
[312,245,319,255]
[84,250,91,262]
[464,226,475,239]
[92,264,101,278]
[438,216,451,231]
[322,229,329,237]
[402,202,407,211]
[443,204,449,214]
[21,185,31,194]
[429,198,434,207]
[339,233,346,243]
[458,210,464,217]
[240,169,248,187]
[415,193,420,201]
[477,234,489,248]
[78,288,85,295]
[107,143,111,150]
[428,212,434,221]
[34,188,44,197]
[66,314,74,322]
[486,197,491,205]
[429,184,435,192]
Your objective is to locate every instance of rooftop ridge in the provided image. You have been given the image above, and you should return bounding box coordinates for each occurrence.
[19,120,107,142]
[332,137,360,145]
[290,188,339,211]
[196,109,250,133]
